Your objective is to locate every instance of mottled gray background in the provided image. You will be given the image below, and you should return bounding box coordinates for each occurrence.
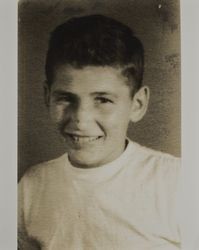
[18,0,181,179]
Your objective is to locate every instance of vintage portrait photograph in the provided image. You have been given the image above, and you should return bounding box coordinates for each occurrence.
[18,0,182,249]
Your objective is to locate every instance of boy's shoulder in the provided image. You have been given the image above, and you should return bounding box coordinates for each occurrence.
[19,153,68,184]
[127,140,181,194]
[128,139,181,172]
[131,139,180,160]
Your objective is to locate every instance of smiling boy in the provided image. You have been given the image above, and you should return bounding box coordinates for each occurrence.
[18,15,181,249]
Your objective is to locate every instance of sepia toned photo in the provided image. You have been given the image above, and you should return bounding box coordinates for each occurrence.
[18,0,181,249]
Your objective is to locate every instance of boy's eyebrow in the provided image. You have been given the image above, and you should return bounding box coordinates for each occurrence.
[52,90,74,96]
[51,90,79,101]
[90,92,118,98]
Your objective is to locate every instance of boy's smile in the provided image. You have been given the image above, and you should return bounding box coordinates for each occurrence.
[47,65,141,168]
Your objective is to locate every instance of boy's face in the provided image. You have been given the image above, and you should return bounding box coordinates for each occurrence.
[47,65,140,168]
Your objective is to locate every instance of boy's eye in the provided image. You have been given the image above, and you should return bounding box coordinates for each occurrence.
[57,97,71,102]
[95,97,113,104]
[54,97,70,104]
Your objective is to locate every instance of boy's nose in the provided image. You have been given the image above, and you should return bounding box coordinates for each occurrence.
[70,101,92,127]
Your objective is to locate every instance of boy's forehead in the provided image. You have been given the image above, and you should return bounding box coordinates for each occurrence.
[53,64,130,89]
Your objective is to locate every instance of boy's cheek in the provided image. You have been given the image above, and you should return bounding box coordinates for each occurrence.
[49,105,65,123]
[104,110,131,127]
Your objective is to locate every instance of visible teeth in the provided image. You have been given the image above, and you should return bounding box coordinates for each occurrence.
[70,135,101,143]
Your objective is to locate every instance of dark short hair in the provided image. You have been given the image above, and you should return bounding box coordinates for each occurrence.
[45,14,144,92]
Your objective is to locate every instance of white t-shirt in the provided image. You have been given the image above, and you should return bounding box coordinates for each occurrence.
[18,140,181,250]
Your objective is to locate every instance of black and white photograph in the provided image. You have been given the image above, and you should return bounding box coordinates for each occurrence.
[10,0,197,249]
[17,1,182,249]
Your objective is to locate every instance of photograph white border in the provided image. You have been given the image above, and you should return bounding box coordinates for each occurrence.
[0,1,17,249]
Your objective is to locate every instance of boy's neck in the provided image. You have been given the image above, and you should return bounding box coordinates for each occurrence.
[68,139,129,169]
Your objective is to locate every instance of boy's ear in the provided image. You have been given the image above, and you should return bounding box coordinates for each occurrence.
[43,81,51,107]
[130,86,150,123]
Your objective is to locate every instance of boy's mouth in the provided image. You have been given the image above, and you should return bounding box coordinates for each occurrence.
[67,133,103,143]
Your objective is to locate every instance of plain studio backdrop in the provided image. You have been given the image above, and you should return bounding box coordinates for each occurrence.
[18,0,180,179]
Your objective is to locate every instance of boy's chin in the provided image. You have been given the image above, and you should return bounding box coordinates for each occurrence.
[68,151,105,169]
